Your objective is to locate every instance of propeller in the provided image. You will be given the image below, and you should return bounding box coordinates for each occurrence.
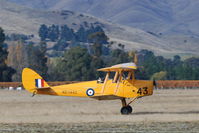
[153,80,158,89]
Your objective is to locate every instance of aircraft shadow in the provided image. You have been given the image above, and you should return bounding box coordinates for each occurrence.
[131,111,199,115]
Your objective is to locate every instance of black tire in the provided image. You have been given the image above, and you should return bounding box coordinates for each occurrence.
[120,106,129,115]
[126,105,133,113]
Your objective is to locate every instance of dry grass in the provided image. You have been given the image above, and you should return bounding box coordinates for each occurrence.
[0,122,199,133]
[0,89,199,132]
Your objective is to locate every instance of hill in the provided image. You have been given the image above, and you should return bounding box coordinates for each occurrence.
[0,0,197,57]
[8,0,199,35]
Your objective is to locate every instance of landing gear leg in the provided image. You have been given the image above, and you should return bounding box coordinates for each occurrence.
[120,98,133,115]
[121,98,127,107]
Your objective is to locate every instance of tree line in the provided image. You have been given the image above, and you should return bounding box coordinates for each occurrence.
[1,26,199,82]
[39,24,107,43]
[39,24,109,56]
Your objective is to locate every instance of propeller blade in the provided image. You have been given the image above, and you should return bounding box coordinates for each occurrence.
[153,80,157,89]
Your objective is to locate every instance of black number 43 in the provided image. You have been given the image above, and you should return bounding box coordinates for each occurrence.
[137,87,148,95]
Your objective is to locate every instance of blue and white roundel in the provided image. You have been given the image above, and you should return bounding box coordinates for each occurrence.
[86,88,95,96]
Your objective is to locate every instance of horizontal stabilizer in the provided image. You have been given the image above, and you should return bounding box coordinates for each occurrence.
[35,87,52,90]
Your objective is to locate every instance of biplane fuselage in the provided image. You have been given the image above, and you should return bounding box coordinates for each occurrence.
[22,62,154,114]
[35,78,153,100]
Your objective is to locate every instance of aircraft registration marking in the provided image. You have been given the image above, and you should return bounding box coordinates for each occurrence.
[62,90,77,94]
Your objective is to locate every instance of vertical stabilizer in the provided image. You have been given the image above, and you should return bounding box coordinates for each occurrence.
[22,68,49,93]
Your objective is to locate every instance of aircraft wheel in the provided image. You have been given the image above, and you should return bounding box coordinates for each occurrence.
[120,106,130,115]
[126,105,133,113]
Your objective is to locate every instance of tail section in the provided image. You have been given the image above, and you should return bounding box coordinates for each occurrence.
[22,68,49,93]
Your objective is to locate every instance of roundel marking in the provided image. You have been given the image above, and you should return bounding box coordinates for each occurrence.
[86,88,95,96]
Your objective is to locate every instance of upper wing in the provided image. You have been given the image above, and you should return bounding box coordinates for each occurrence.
[98,62,137,72]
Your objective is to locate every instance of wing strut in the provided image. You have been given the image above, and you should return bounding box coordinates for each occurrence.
[127,97,138,106]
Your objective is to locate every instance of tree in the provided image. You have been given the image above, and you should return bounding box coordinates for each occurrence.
[37,41,48,77]
[27,42,48,79]
[89,32,109,56]
[150,71,167,80]
[0,27,15,81]
[94,25,104,32]
[53,39,69,51]
[88,31,108,44]
[60,25,75,41]
[48,25,59,42]
[136,50,162,79]
[108,49,130,66]
[38,24,48,41]
[76,25,87,42]
[8,41,48,81]
[8,33,29,41]
[178,57,199,80]
[90,56,105,79]
[54,47,93,81]
[7,40,29,81]
[0,28,5,43]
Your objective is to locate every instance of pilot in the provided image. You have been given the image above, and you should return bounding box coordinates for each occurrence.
[97,77,103,83]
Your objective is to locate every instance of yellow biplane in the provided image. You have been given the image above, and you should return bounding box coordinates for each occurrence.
[22,60,155,114]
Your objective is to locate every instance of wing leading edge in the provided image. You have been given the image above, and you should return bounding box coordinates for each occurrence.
[97,62,137,72]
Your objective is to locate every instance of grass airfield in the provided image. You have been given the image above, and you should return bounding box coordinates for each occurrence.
[0,89,199,132]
